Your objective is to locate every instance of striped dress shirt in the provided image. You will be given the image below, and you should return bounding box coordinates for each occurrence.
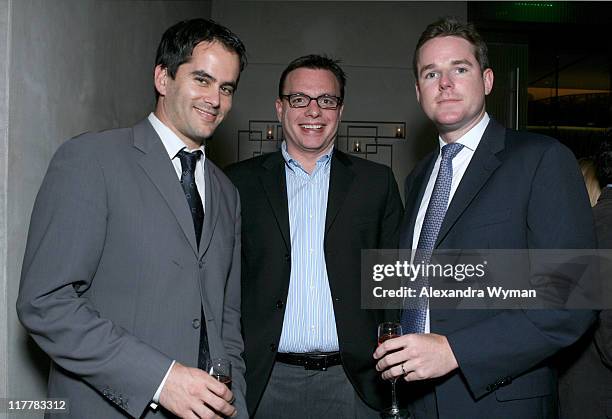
[277,142,340,353]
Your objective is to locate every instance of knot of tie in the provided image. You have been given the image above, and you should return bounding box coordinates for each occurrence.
[441,142,464,161]
[177,149,203,174]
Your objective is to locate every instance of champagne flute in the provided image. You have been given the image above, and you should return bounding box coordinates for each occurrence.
[207,358,232,390]
[377,322,409,419]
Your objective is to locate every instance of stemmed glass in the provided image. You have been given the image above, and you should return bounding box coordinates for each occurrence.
[207,358,232,390]
[377,322,409,419]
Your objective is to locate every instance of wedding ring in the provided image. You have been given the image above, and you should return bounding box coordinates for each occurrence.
[401,362,407,376]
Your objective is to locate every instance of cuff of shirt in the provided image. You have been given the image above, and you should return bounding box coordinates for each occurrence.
[150,360,175,410]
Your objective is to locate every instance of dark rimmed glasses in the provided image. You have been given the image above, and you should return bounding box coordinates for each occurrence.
[280,93,343,110]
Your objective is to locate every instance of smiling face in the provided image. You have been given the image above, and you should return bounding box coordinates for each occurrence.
[154,40,240,149]
[415,36,494,142]
[275,68,344,167]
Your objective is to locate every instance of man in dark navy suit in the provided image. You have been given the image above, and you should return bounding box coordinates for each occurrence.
[374,18,596,418]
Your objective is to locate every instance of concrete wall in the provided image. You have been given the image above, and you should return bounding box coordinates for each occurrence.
[2,1,210,417]
[1,0,9,411]
[210,1,467,192]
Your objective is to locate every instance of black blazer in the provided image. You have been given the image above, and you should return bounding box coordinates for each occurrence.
[226,149,403,414]
[400,119,596,418]
[559,186,612,418]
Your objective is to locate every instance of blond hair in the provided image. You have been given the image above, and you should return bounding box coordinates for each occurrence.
[579,158,601,207]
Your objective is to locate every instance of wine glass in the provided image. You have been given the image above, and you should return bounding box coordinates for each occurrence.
[377,322,409,419]
[207,358,232,390]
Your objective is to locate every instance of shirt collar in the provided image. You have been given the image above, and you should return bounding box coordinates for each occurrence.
[280,141,334,173]
[438,112,490,153]
[147,112,206,160]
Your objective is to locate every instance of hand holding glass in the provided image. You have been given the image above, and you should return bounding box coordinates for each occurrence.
[377,322,409,419]
[207,358,232,390]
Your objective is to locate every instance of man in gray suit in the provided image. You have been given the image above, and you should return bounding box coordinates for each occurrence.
[17,18,247,419]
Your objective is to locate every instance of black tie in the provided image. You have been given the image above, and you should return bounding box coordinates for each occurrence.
[177,150,204,247]
[176,149,209,369]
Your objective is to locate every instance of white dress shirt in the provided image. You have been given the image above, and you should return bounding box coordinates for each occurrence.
[411,113,490,332]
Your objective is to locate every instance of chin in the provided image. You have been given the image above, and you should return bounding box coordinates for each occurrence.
[435,114,464,126]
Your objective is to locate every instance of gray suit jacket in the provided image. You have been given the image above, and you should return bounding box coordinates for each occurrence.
[17,119,246,418]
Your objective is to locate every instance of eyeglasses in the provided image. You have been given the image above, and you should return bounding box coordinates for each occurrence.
[280,93,343,110]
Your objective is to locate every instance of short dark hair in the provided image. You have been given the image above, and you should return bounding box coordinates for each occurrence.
[278,54,346,100]
[155,18,247,96]
[596,139,612,186]
[413,17,489,80]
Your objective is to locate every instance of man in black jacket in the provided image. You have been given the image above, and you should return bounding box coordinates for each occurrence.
[226,54,403,418]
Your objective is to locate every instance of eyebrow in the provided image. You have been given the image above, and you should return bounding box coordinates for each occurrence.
[191,70,237,89]
[450,59,474,67]
[191,70,215,81]
[286,92,338,97]
[419,59,475,77]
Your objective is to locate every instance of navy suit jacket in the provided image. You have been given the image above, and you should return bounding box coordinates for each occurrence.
[400,119,596,418]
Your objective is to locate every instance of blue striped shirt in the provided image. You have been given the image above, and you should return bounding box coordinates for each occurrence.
[277,142,339,353]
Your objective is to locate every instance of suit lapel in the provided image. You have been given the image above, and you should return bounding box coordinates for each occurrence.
[325,151,355,234]
[260,153,291,251]
[133,120,199,256]
[401,154,437,248]
[435,119,505,246]
[199,162,220,258]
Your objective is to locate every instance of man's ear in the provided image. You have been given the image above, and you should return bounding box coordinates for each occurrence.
[483,68,494,96]
[154,65,168,97]
[415,82,421,104]
[338,103,345,121]
[275,98,283,122]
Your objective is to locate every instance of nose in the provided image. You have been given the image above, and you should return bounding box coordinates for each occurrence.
[204,88,221,108]
[439,72,453,90]
[304,98,321,117]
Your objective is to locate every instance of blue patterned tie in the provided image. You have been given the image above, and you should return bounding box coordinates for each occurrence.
[401,142,464,333]
[177,149,209,369]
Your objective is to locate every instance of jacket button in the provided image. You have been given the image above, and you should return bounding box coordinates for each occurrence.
[199,261,204,268]
[270,343,277,352]
[192,319,201,329]
[486,385,493,392]
[498,376,512,386]
[284,254,290,262]
[276,300,284,309]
